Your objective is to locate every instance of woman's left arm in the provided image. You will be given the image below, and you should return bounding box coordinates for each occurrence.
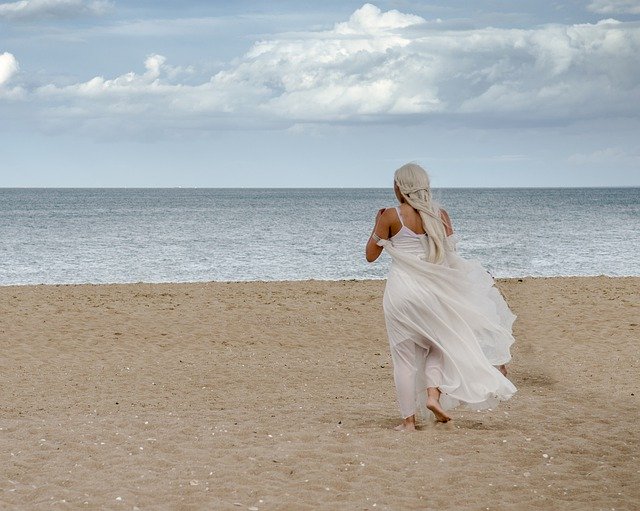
[440,209,454,236]
[366,208,392,262]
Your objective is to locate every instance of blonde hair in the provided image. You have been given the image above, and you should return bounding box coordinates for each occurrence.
[394,163,446,264]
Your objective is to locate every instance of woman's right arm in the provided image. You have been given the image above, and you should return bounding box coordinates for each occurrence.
[366,208,393,262]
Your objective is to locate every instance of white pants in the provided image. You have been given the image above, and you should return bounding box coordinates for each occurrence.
[390,336,445,419]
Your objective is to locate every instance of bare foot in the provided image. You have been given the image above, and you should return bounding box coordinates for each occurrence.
[498,364,508,376]
[393,416,416,431]
[427,398,452,423]
[393,422,416,431]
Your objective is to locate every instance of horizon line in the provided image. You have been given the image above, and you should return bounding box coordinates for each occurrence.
[1,185,639,190]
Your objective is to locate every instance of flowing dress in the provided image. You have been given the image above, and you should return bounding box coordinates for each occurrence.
[378,207,517,417]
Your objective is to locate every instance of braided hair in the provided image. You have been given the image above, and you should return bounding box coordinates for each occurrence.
[394,163,446,264]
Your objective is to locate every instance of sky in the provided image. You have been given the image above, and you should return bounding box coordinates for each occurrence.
[1,0,639,187]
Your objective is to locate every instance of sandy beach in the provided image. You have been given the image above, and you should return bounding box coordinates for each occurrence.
[1,277,638,510]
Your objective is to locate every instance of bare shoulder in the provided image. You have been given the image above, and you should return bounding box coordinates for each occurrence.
[439,208,454,234]
[377,207,398,224]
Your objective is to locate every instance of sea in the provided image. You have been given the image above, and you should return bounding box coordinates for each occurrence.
[0,187,638,286]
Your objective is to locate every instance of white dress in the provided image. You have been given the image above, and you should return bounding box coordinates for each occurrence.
[378,207,517,418]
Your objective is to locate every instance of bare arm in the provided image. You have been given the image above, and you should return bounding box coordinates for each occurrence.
[365,208,393,262]
[440,209,454,237]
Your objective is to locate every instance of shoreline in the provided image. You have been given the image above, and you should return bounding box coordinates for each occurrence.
[1,274,638,289]
[1,277,638,509]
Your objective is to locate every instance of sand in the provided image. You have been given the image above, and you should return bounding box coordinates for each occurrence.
[1,277,638,510]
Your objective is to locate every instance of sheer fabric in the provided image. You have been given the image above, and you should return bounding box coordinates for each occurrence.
[378,225,517,418]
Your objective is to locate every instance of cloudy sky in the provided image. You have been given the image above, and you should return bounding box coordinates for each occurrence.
[1,0,639,187]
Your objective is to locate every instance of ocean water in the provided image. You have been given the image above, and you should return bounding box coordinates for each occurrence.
[0,187,638,285]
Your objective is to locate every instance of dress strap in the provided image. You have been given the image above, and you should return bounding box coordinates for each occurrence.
[395,206,405,227]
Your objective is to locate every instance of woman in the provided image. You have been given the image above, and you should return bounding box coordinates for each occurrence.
[366,163,516,431]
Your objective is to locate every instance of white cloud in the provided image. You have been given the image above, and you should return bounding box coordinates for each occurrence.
[0,52,25,99]
[587,0,640,14]
[333,3,424,34]
[0,52,19,85]
[568,147,640,165]
[0,0,112,20]
[5,4,640,135]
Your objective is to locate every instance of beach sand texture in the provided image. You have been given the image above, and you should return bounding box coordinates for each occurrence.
[1,277,638,510]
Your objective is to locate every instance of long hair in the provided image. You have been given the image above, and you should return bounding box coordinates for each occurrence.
[394,163,446,264]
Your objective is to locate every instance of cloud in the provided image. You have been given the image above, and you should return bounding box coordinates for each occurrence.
[333,3,424,34]
[4,3,640,135]
[587,0,640,14]
[0,0,112,20]
[0,52,25,99]
[0,52,19,85]
[568,147,640,165]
